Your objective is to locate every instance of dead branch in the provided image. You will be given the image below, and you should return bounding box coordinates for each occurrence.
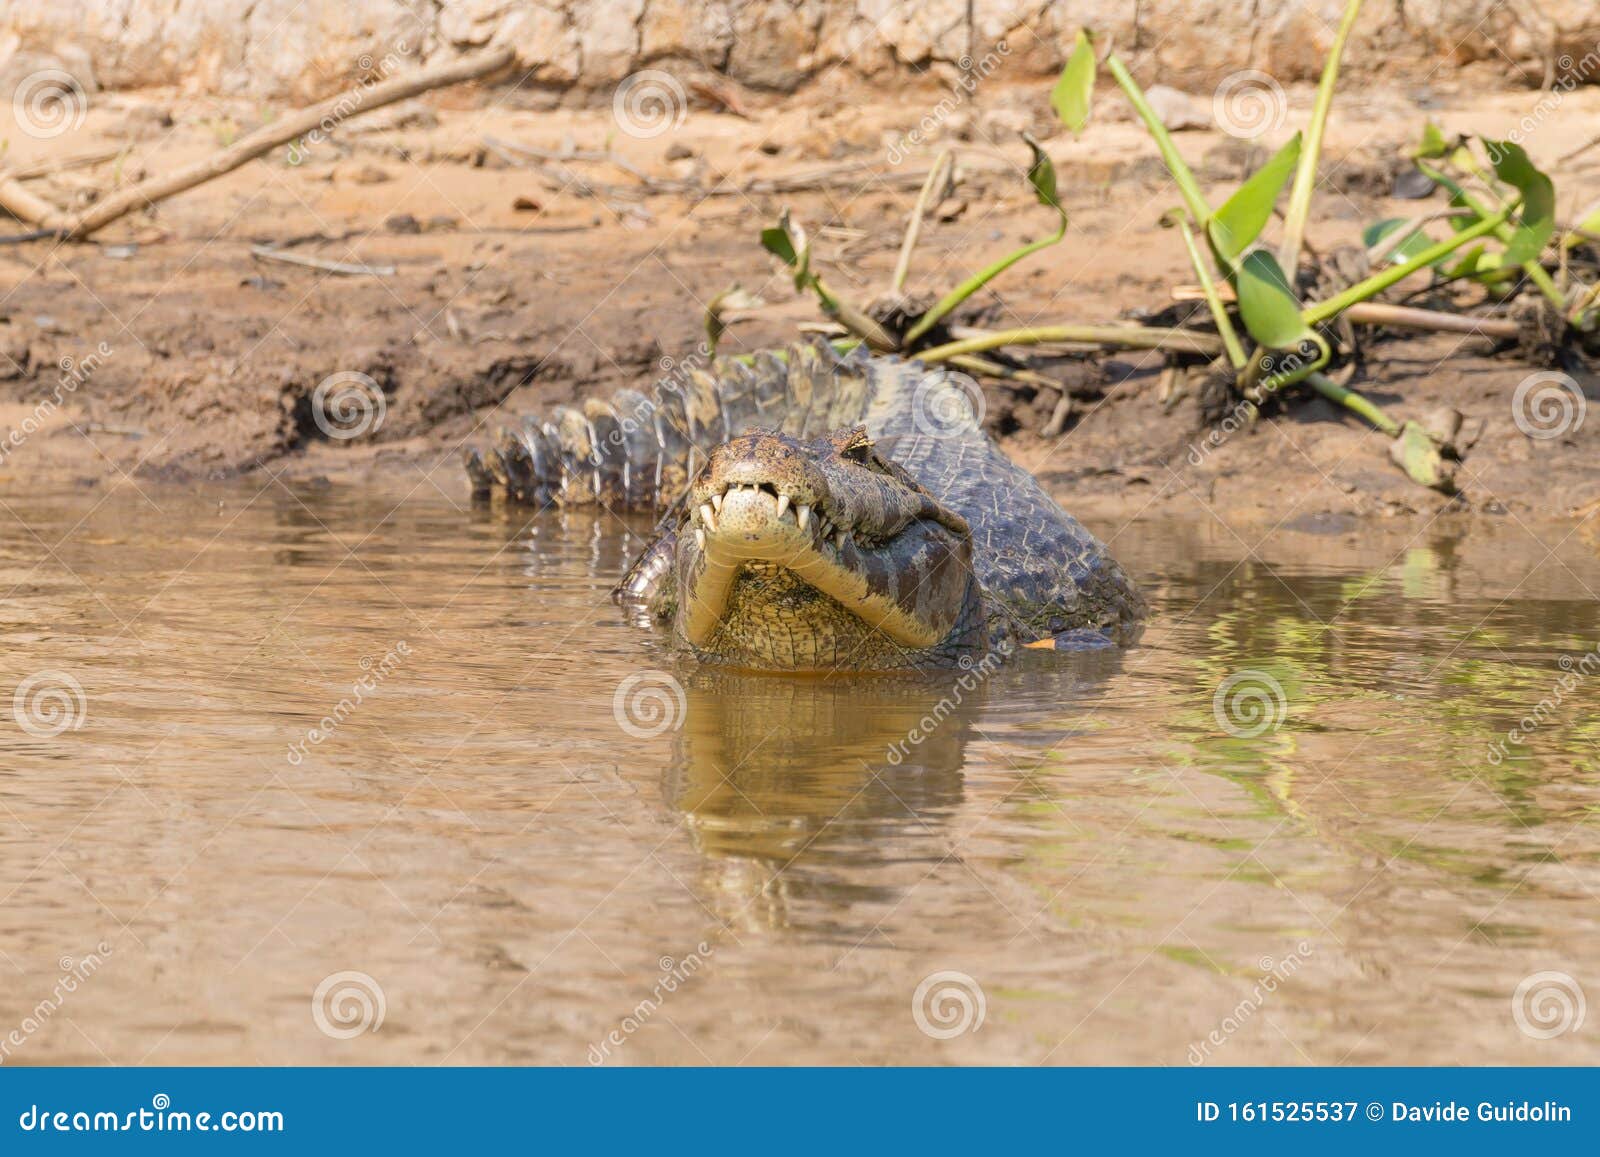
[3,46,515,240]
[250,245,395,277]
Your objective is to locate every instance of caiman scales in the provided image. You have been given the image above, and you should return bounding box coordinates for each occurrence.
[466,342,1146,671]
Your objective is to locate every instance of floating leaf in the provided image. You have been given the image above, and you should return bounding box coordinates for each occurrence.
[1363,217,1437,265]
[1052,30,1097,134]
[1209,133,1302,262]
[1233,249,1313,350]
[1488,139,1555,265]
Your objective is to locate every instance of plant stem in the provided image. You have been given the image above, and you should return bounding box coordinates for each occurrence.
[902,216,1066,347]
[1173,215,1248,368]
[1418,160,1566,310]
[914,325,1225,363]
[1303,206,1513,325]
[809,276,899,350]
[1277,0,1365,275]
[945,354,1066,391]
[892,150,953,294]
[1305,371,1400,436]
[1105,54,1212,227]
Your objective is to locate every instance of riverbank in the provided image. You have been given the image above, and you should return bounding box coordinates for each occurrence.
[1,77,1597,524]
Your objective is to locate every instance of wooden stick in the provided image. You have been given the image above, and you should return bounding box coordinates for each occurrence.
[6,46,515,240]
[1,146,124,182]
[1169,286,1520,338]
[0,177,65,228]
[250,245,395,276]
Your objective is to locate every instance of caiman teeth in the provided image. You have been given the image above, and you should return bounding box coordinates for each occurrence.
[699,503,717,531]
[694,528,706,549]
[775,493,791,519]
[710,492,722,513]
[834,528,848,550]
[796,504,811,531]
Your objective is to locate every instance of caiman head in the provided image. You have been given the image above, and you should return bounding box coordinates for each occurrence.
[665,426,981,671]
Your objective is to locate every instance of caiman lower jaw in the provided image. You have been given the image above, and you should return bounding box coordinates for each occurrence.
[674,484,967,654]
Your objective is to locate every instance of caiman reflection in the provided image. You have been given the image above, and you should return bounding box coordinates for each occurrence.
[659,657,1123,932]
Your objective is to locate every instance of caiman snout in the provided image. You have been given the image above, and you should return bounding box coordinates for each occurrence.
[672,426,979,669]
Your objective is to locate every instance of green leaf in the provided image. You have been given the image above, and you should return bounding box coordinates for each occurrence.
[1208,133,1302,262]
[1563,203,1600,249]
[1488,139,1555,265]
[1414,120,1448,159]
[1363,217,1437,265]
[759,226,796,267]
[1024,133,1060,210]
[1232,249,1313,349]
[760,210,812,291]
[1051,30,1096,133]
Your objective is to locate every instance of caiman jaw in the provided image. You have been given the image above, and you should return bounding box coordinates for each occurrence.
[672,429,975,668]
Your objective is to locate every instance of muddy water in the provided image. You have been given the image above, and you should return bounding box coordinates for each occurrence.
[1,479,1598,1067]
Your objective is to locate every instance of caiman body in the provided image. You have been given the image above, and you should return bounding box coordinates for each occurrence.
[466,342,1145,671]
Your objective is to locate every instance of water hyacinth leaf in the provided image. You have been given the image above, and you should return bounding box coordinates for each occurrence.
[1414,120,1448,159]
[1025,134,1061,211]
[1052,30,1097,133]
[1488,139,1555,265]
[1209,133,1301,262]
[760,210,812,291]
[1442,244,1511,282]
[1363,217,1437,265]
[759,224,795,266]
[1233,249,1313,349]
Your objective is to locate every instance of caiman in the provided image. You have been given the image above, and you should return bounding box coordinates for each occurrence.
[465,342,1145,671]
